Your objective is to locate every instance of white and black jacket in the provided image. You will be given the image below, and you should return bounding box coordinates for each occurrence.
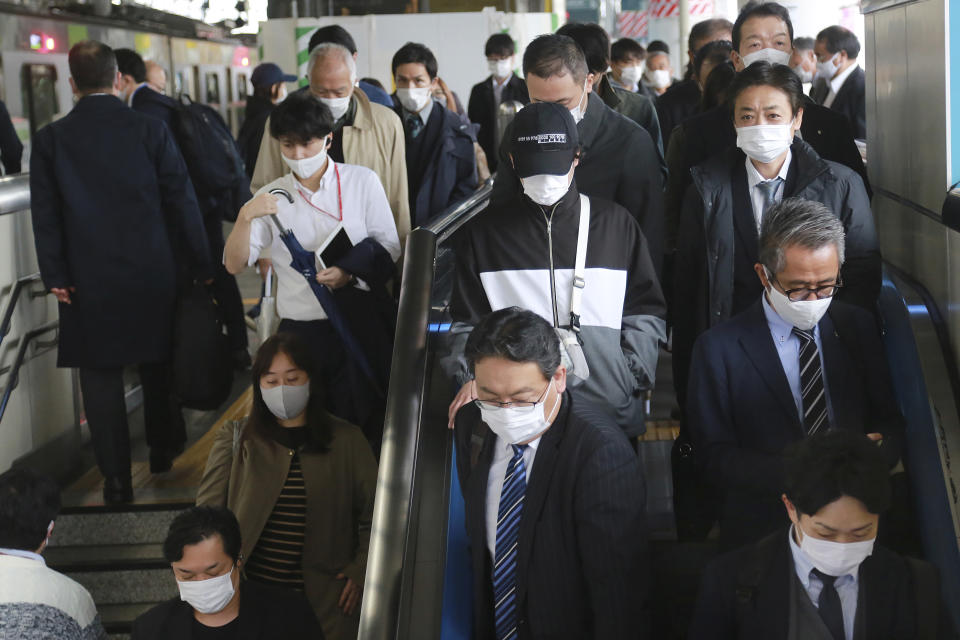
[445,185,667,436]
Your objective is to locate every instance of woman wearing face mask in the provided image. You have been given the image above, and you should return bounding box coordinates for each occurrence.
[672,60,879,410]
[196,334,377,640]
[224,91,401,444]
[237,62,296,181]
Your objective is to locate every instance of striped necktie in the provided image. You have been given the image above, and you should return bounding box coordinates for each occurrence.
[793,328,829,435]
[756,177,784,218]
[493,444,528,640]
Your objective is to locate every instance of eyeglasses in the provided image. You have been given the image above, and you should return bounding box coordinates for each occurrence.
[474,380,552,413]
[770,272,843,302]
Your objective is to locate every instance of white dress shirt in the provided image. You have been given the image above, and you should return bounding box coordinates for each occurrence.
[824,63,859,109]
[245,164,401,322]
[788,526,859,640]
[761,294,835,425]
[745,149,792,230]
[404,95,434,126]
[492,75,510,106]
[486,434,541,560]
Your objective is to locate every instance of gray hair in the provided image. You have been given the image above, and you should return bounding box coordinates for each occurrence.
[758,198,846,274]
[307,42,357,82]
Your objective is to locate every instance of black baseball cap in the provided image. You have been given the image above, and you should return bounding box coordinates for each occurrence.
[512,102,580,178]
[251,62,297,88]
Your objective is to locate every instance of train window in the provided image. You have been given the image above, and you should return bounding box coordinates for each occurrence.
[237,74,248,101]
[20,63,59,136]
[176,70,189,98]
[205,73,220,105]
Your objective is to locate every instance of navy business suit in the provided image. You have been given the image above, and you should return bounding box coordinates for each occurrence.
[818,66,866,140]
[467,74,529,173]
[457,393,650,640]
[686,299,904,549]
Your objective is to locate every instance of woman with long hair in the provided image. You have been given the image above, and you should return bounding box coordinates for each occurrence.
[197,332,377,640]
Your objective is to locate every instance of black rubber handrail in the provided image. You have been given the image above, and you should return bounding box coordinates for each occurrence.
[0,321,58,424]
[0,272,44,349]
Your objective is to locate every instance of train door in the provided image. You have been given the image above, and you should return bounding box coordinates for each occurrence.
[227,66,251,137]
[174,65,197,100]
[198,64,227,122]
[1,52,71,166]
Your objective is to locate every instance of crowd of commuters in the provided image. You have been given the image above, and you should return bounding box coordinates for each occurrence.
[3,1,955,638]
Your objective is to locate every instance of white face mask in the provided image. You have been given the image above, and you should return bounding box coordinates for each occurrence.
[177,566,236,614]
[765,275,833,331]
[281,140,329,179]
[796,523,875,577]
[791,64,814,84]
[644,68,672,89]
[320,94,351,120]
[742,47,792,68]
[397,86,432,113]
[488,58,513,80]
[260,383,310,420]
[816,53,841,81]
[736,122,795,164]
[568,80,589,124]
[521,170,572,206]
[479,380,559,445]
[619,65,644,87]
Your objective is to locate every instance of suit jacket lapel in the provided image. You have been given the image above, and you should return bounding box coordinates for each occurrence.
[730,158,759,260]
[754,535,793,638]
[817,311,852,430]
[738,301,803,428]
[468,432,497,563]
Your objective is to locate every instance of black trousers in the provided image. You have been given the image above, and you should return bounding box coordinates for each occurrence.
[79,363,185,480]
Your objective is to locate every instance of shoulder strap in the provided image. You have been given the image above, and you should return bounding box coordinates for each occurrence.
[569,194,590,336]
[735,533,780,623]
[904,556,939,640]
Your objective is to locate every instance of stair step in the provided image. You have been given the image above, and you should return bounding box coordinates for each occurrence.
[100,602,162,635]
[65,568,177,606]
[51,504,190,547]
[45,543,167,573]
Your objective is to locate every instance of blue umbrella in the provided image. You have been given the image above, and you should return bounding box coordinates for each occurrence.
[267,188,383,396]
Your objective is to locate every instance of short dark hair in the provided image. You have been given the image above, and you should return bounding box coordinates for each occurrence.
[247,332,333,452]
[0,468,61,551]
[727,60,804,116]
[115,48,146,83]
[163,506,242,564]
[785,430,892,517]
[309,24,357,55]
[522,34,588,86]
[485,33,516,58]
[817,25,861,60]
[68,40,117,92]
[465,307,561,380]
[689,18,734,52]
[391,42,438,80]
[269,91,334,145]
[556,22,610,75]
[700,61,736,111]
[611,38,646,63]
[732,2,794,53]
[793,36,815,52]
[647,40,670,55]
[693,39,733,79]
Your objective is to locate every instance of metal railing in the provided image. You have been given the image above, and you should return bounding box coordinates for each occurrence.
[359,180,493,640]
[0,174,30,216]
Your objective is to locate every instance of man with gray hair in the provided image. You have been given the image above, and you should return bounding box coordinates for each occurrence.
[685,197,904,550]
[250,41,410,243]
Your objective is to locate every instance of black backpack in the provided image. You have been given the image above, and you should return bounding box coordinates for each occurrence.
[172,282,233,411]
[171,96,249,215]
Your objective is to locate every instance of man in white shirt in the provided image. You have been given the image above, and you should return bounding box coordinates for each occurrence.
[811,26,865,139]
[0,468,105,640]
[225,90,400,439]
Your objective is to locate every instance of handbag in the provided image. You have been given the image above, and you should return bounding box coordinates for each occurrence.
[554,195,591,386]
[172,281,233,410]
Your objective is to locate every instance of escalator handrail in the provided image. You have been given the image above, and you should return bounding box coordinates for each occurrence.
[424,177,494,242]
[0,321,58,425]
[0,174,30,216]
[0,272,43,349]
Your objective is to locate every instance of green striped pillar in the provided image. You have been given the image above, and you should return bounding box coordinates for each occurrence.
[296,26,314,88]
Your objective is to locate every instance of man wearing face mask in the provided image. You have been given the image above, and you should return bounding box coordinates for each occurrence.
[0,468,106,640]
[609,38,646,93]
[642,50,674,96]
[454,307,650,640]
[444,102,666,444]
[492,33,665,276]
[689,430,953,640]
[132,506,322,639]
[811,27,865,140]
[684,199,902,550]
[468,33,530,174]
[788,37,817,89]
[391,42,478,228]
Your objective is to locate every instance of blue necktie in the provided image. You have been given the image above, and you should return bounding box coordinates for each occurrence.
[405,112,423,139]
[493,444,528,640]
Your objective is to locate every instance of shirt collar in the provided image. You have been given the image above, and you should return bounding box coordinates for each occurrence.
[830,62,859,95]
[293,162,336,199]
[404,97,434,126]
[0,548,46,565]
[496,434,542,459]
[787,524,859,588]
[492,75,509,90]
[745,146,792,190]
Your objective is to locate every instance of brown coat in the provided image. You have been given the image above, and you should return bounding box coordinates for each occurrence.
[196,415,377,640]
[250,89,411,245]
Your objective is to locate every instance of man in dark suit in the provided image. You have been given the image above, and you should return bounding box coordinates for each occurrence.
[468,33,529,174]
[689,429,952,640]
[0,99,23,174]
[455,307,649,640]
[30,41,212,503]
[391,42,477,228]
[812,26,866,140]
[686,198,903,549]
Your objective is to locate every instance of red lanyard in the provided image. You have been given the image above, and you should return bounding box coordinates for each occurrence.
[296,163,342,221]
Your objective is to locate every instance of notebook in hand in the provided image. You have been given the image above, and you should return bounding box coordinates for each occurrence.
[315,224,354,270]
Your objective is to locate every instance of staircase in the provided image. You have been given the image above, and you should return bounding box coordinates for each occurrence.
[44,503,189,639]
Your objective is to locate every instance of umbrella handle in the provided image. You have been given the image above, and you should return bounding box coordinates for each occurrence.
[268,189,295,235]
